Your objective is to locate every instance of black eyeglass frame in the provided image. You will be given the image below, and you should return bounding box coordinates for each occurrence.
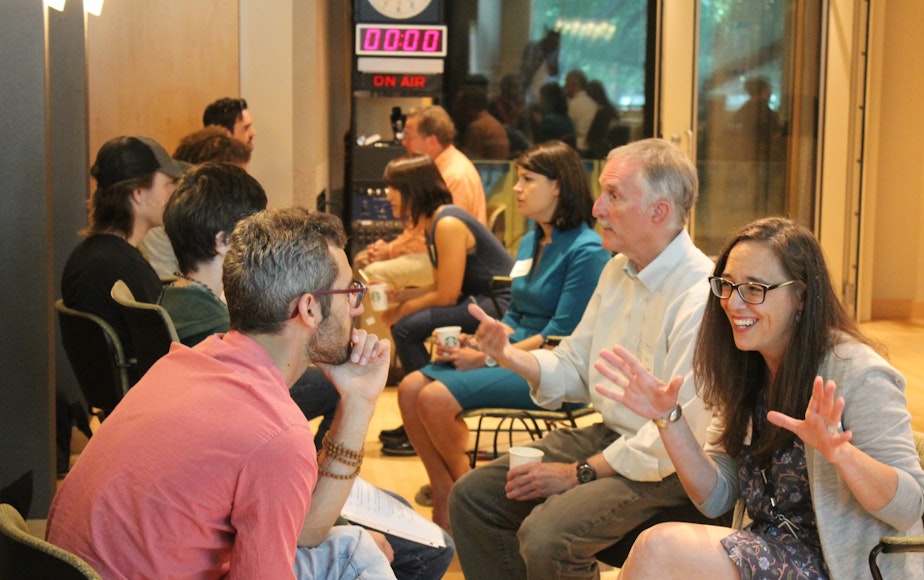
[708,276,796,305]
[290,279,367,317]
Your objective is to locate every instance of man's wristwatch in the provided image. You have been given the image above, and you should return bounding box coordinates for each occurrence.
[484,355,497,367]
[576,461,597,484]
[652,403,683,428]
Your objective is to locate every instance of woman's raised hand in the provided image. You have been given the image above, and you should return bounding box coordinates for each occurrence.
[593,345,684,421]
[767,377,853,463]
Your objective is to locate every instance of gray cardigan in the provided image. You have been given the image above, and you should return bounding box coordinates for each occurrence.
[698,341,924,579]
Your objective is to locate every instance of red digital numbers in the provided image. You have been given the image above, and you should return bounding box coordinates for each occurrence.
[358,25,445,56]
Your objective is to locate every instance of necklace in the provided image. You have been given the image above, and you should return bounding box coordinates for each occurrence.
[174,272,220,301]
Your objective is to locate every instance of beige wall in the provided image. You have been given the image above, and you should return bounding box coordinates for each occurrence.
[866,0,924,319]
[87,0,239,159]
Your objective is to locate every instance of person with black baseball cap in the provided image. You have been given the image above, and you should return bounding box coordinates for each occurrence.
[61,135,187,371]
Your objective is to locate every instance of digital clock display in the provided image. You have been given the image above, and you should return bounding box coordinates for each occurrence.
[355,24,447,57]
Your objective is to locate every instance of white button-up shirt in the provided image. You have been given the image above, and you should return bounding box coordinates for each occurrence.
[531,229,715,482]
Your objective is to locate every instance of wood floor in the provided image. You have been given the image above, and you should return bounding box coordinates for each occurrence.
[863,318,924,432]
[51,318,924,579]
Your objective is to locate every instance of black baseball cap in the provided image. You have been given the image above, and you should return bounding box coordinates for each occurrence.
[90,136,188,189]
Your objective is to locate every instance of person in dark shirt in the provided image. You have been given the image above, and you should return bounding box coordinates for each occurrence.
[61,135,186,366]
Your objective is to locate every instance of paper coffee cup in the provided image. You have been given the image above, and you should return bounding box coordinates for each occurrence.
[508,446,544,468]
[434,325,462,347]
[369,283,389,312]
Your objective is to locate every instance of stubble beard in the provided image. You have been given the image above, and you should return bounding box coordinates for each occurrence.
[305,311,352,365]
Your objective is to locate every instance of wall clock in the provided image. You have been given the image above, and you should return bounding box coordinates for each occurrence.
[369,0,433,20]
[356,0,442,24]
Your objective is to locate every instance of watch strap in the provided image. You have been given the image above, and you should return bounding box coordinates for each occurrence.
[652,403,683,428]
[576,461,597,484]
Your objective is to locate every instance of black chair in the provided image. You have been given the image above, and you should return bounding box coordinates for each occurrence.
[459,404,598,468]
[869,430,924,579]
[488,275,513,316]
[0,503,101,579]
[55,299,132,421]
[110,279,179,379]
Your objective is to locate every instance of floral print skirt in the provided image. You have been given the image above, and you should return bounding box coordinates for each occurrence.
[720,437,829,579]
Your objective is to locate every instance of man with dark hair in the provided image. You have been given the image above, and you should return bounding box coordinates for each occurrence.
[140,127,251,280]
[158,162,267,346]
[49,207,396,579]
[61,135,186,362]
[203,97,255,149]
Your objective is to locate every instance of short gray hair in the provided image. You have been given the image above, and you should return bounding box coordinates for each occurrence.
[223,207,347,334]
[607,138,698,226]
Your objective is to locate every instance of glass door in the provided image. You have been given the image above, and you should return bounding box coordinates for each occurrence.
[660,0,823,256]
[658,0,866,314]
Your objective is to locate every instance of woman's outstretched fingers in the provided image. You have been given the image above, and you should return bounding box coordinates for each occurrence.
[594,383,625,403]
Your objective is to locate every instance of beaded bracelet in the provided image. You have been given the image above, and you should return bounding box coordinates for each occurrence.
[318,463,361,480]
[321,433,364,466]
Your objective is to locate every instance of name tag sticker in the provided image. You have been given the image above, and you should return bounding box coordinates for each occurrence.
[510,259,533,278]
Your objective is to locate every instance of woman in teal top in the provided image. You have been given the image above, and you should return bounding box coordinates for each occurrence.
[397,141,611,530]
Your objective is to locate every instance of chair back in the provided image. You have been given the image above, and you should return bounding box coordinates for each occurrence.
[0,503,102,579]
[55,299,132,420]
[488,275,513,319]
[486,203,506,247]
[110,279,179,379]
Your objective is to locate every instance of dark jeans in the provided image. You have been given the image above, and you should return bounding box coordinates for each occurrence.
[289,366,340,449]
[449,423,690,580]
[391,295,506,374]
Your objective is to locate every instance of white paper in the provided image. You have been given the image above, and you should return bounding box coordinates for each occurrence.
[341,477,446,548]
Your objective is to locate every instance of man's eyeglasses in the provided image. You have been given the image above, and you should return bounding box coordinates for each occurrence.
[290,280,367,317]
[708,276,795,305]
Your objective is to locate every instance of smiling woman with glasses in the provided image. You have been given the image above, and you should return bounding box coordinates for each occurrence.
[708,276,795,305]
[594,217,924,579]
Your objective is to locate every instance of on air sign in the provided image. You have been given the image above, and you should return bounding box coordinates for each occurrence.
[354,72,442,94]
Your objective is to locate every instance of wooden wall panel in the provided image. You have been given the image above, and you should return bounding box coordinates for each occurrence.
[87,0,239,158]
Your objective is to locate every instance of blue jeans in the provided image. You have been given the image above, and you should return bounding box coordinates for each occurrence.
[294,526,396,579]
[289,366,341,449]
[351,490,455,580]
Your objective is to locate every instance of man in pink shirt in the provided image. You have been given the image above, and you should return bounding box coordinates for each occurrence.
[47,208,394,579]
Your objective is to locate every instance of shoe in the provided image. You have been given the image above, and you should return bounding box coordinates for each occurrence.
[379,425,406,444]
[414,484,433,507]
[381,436,417,456]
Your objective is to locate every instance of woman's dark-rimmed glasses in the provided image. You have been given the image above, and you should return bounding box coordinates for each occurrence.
[708,276,795,305]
